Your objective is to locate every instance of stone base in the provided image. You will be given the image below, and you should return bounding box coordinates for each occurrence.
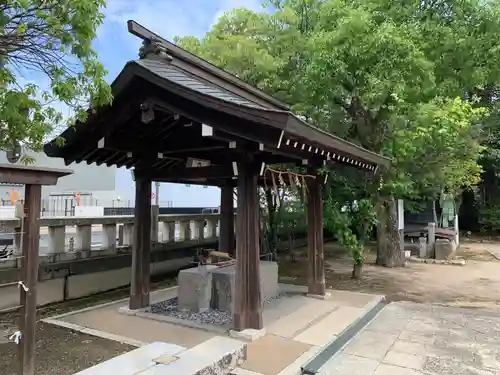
[306,292,332,301]
[435,238,457,260]
[178,261,279,314]
[178,265,217,312]
[229,328,267,342]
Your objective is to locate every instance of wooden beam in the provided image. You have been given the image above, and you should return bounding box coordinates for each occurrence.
[19,184,42,375]
[0,164,72,185]
[147,165,234,181]
[233,160,262,330]
[102,135,223,156]
[203,127,311,162]
[306,170,326,296]
[58,96,141,164]
[129,174,152,310]
[141,82,386,170]
[146,94,283,150]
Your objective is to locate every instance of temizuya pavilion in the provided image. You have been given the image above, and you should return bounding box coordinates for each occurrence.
[44,21,390,331]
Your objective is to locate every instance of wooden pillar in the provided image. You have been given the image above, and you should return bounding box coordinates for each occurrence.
[234,162,262,330]
[306,172,326,296]
[219,184,235,255]
[129,174,152,310]
[18,184,42,375]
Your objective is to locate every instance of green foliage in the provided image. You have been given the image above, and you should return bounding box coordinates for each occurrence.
[177,0,500,255]
[478,204,500,233]
[176,0,494,196]
[389,97,487,198]
[0,0,112,151]
[323,198,376,265]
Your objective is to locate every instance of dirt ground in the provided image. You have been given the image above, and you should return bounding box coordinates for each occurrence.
[0,278,176,375]
[279,241,500,310]
[0,322,133,375]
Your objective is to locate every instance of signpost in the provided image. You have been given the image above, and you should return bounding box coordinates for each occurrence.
[397,199,408,259]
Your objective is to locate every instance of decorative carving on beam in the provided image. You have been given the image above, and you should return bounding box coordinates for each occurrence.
[186,157,211,168]
[140,102,155,124]
[139,37,173,61]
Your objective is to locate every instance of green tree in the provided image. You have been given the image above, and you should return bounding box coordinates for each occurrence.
[176,0,496,266]
[0,0,112,152]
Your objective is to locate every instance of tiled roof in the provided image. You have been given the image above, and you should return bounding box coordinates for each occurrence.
[134,59,264,109]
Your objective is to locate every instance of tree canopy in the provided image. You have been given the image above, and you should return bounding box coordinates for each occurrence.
[176,0,500,265]
[0,0,112,152]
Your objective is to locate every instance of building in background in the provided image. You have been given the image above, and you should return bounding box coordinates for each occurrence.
[0,150,128,216]
[0,150,221,215]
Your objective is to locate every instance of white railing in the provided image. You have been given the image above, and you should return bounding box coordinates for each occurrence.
[0,213,222,257]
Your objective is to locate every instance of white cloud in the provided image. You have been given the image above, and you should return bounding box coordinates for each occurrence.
[99,0,265,42]
[101,0,201,40]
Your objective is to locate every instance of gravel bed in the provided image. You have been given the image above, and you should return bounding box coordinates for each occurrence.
[150,291,297,326]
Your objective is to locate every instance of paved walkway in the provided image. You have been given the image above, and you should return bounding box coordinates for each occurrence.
[321,301,500,374]
[45,286,382,375]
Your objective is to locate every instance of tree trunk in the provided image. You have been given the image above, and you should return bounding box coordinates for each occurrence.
[376,195,405,267]
[351,263,363,279]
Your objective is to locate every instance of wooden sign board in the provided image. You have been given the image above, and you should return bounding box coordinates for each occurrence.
[397,199,404,230]
[186,157,211,168]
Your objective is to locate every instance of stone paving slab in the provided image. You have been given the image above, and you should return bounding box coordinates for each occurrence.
[73,342,186,375]
[240,334,311,375]
[266,299,337,338]
[294,306,364,346]
[320,301,500,375]
[62,304,215,348]
[45,287,384,375]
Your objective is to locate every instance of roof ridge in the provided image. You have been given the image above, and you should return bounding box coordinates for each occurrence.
[127,20,289,111]
[138,58,265,109]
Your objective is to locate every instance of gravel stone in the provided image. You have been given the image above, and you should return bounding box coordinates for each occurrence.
[149,291,297,326]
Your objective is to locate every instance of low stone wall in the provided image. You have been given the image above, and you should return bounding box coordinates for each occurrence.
[0,240,216,312]
[0,238,305,312]
[0,211,308,312]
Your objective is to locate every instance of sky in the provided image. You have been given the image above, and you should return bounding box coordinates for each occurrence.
[90,0,265,207]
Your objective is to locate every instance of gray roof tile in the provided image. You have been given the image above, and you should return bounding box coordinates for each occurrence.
[135,59,264,109]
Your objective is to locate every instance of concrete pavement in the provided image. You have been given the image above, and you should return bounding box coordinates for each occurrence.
[320,301,500,374]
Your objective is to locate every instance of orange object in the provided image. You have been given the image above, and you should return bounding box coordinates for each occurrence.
[10,188,19,205]
[74,192,81,207]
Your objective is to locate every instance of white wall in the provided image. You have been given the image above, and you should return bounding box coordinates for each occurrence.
[163,183,221,207]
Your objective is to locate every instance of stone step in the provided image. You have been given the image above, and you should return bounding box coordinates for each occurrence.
[138,336,247,375]
[73,342,187,375]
